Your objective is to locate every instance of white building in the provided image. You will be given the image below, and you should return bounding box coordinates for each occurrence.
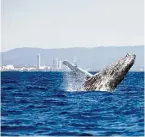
[39,65,51,70]
[53,58,59,69]
[58,60,62,69]
[5,65,15,70]
[37,54,40,69]
[73,56,77,66]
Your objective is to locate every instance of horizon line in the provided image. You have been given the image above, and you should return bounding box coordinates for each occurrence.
[1,45,144,53]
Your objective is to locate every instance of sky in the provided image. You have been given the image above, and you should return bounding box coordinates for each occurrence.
[1,0,144,52]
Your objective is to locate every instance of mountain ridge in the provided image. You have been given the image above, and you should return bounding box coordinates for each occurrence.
[2,45,144,53]
[1,46,144,71]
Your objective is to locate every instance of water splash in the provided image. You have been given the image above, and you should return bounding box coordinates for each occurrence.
[63,72,86,92]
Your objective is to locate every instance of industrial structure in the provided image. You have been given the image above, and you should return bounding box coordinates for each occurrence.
[37,54,40,69]
[0,54,63,71]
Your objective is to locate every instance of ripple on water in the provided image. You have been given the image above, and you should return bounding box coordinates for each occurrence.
[1,72,144,136]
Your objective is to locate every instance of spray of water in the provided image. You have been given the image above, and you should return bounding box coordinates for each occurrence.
[63,71,86,92]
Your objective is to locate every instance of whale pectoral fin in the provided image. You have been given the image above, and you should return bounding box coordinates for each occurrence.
[63,60,93,79]
[63,60,77,71]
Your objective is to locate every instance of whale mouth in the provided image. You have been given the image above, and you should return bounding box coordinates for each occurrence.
[124,53,136,69]
[126,53,136,61]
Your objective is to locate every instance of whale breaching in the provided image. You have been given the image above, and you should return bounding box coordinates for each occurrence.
[63,53,136,91]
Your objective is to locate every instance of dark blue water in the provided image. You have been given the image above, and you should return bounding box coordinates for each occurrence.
[1,71,144,136]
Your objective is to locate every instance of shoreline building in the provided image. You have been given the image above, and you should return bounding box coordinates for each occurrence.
[37,54,40,69]
[52,58,62,69]
[53,58,58,69]
[58,60,62,69]
[73,56,77,66]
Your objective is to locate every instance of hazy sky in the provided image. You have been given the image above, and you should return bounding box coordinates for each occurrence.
[1,0,144,51]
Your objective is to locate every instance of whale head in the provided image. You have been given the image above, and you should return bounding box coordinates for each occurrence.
[108,53,136,77]
[101,53,136,90]
[84,53,136,91]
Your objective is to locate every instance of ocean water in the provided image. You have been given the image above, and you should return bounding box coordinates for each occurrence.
[1,71,144,136]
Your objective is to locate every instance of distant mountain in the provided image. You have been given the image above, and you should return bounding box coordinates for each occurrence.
[1,46,144,71]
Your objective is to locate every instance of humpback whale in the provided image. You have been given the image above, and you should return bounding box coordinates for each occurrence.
[63,53,136,91]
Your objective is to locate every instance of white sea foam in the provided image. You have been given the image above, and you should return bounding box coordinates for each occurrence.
[63,72,86,92]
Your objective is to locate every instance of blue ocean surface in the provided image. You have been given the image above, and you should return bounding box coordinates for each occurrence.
[1,71,144,136]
